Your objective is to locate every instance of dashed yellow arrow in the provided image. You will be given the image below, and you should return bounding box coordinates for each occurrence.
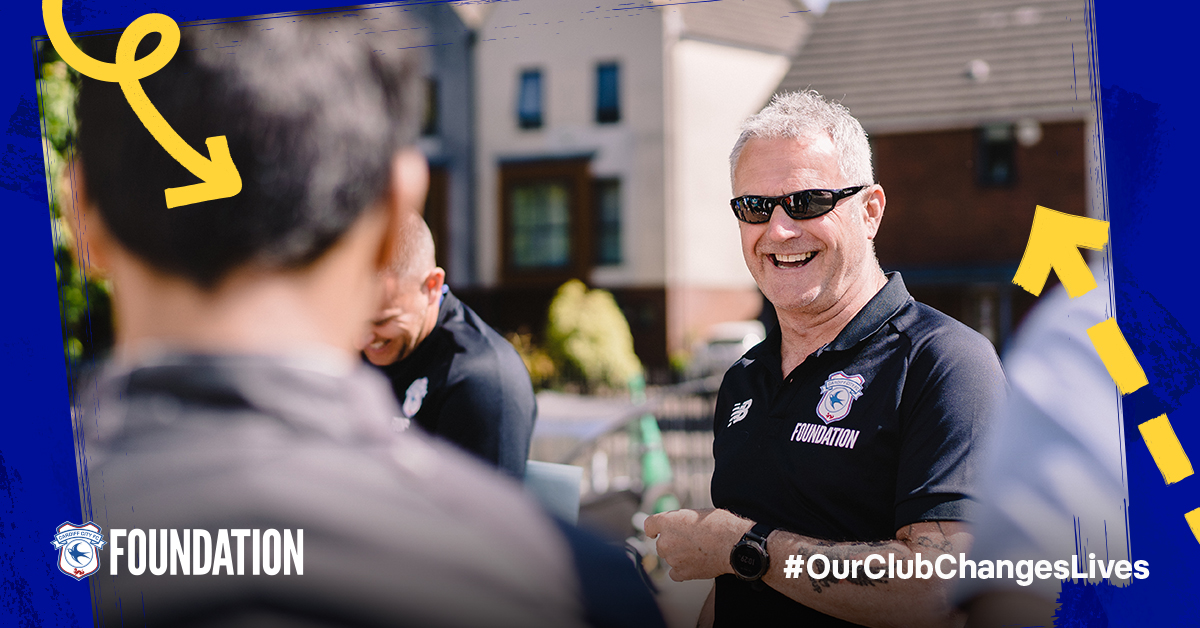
[43,0,241,208]
[1187,508,1200,545]
[1012,206,1109,298]
[1012,204,1199,541]
[1087,318,1149,395]
[1138,415,1194,485]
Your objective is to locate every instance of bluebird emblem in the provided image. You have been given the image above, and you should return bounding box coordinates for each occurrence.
[816,371,866,424]
[52,522,106,580]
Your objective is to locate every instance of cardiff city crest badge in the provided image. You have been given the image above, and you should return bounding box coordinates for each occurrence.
[51,521,106,580]
[816,371,866,424]
[402,377,429,419]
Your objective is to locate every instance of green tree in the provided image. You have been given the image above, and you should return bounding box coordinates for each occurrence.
[39,48,113,368]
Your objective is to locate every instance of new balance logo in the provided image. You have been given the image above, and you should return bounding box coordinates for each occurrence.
[728,398,753,427]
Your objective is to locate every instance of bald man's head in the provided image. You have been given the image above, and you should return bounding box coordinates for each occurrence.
[361,212,445,365]
[388,210,437,283]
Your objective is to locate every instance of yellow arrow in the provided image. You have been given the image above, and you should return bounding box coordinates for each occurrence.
[1012,206,1109,298]
[43,0,241,208]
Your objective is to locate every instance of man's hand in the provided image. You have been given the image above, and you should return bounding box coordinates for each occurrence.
[643,508,754,581]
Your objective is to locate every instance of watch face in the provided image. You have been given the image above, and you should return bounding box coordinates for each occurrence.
[731,542,766,579]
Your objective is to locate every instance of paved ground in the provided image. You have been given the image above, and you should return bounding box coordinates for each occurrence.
[532,389,715,627]
[530,390,647,463]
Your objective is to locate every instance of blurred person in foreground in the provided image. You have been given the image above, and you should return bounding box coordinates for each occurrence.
[645,90,1006,627]
[360,212,535,478]
[68,9,659,627]
[959,267,1127,626]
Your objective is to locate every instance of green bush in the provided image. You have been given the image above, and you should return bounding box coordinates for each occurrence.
[544,280,642,391]
[40,52,114,367]
[505,330,556,390]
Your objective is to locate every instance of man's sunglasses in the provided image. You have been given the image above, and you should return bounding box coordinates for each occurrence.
[730,185,868,224]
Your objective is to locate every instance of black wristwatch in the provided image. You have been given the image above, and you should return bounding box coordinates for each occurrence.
[729,522,775,581]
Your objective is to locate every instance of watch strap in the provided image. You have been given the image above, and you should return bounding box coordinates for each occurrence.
[744,522,775,546]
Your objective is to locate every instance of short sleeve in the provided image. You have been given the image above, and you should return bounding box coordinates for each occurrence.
[894,318,1007,530]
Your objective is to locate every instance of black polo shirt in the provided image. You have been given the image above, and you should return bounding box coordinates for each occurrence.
[710,273,1005,626]
[372,288,536,478]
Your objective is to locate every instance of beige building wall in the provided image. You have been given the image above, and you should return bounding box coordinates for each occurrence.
[470,0,809,367]
[473,0,667,288]
[665,38,792,354]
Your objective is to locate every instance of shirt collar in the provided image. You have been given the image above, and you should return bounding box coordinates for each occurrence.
[749,272,912,367]
[435,285,458,328]
[824,272,911,353]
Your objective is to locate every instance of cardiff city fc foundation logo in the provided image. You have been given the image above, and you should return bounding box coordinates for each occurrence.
[51,521,106,580]
[816,371,866,424]
[402,377,429,418]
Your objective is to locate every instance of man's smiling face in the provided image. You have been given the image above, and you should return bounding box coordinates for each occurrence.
[361,272,435,366]
[734,134,882,318]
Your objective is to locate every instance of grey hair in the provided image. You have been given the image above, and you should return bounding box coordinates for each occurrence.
[387,211,437,283]
[729,90,874,188]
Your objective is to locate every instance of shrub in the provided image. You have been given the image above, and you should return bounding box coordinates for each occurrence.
[505,329,556,390]
[544,280,642,392]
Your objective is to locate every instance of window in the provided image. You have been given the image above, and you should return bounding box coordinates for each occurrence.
[500,158,592,285]
[421,77,439,137]
[510,181,571,269]
[594,179,621,265]
[977,123,1015,187]
[518,70,543,129]
[595,63,620,124]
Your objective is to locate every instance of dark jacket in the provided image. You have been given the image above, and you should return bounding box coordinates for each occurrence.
[373,289,536,478]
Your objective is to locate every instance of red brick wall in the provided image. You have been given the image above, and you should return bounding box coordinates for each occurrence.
[667,285,764,356]
[871,121,1086,267]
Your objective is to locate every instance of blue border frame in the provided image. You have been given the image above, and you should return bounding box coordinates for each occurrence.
[1096,0,1200,622]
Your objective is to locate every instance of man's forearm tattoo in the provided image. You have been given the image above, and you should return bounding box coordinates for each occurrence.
[910,522,955,553]
[802,541,894,592]
[809,572,838,593]
[798,526,960,592]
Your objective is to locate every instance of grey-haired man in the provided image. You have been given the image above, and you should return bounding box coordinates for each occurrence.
[646,91,1006,628]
